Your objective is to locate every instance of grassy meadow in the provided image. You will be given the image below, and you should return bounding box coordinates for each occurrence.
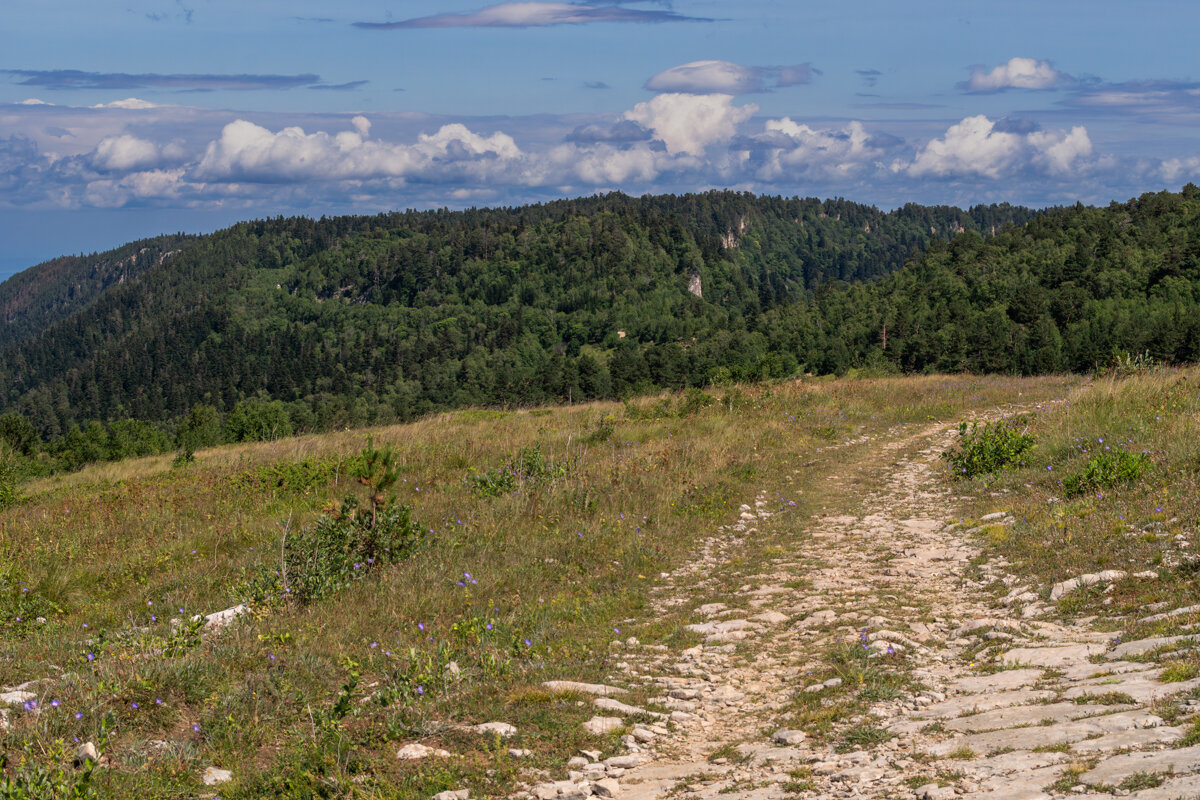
[958,367,1200,645]
[0,373,1113,798]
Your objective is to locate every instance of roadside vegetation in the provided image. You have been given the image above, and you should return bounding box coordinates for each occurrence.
[956,365,1200,640]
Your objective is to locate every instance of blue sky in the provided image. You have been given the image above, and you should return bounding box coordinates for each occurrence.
[2,0,1199,279]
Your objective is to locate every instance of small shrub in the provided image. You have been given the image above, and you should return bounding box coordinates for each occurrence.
[244,439,423,606]
[943,417,1035,478]
[470,445,569,497]
[1062,449,1149,496]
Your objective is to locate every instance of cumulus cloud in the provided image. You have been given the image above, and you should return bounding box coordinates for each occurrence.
[354,2,710,29]
[2,69,324,91]
[645,60,814,94]
[195,118,521,183]
[748,119,884,180]
[623,93,757,155]
[902,115,1091,178]
[92,135,162,171]
[84,169,189,207]
[962,57,1071,92]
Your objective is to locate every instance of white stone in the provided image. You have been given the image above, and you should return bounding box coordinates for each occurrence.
[772,729,806,745]
[593,697,646,715]
[508,748,532,758]
[396,743,451,760]
[0,691,35,706]
[200,604,249,631]
[1049,570,1127,601]
[432,791,469,800]
[543,681,627,696]
[592,777,621,798]
[472,721,517,738]
[201,766,232,786]
[583,716,623,735]
[75,742,99,764]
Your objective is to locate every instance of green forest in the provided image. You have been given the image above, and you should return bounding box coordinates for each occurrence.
[3,186,1200,478]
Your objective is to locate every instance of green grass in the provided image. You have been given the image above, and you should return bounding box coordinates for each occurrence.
[0,374,1081,798]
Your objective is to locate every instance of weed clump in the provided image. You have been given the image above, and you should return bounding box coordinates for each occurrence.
[1062,449,1149,497]
[943,417,1035,478]
[470,445,570,497]
[0,447,17,510]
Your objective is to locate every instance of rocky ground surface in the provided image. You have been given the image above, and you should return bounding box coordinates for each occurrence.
[496,420,1200,800]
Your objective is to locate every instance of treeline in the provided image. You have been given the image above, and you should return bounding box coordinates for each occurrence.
[8,186,1200,480]
[0,396,308,483]
[0,190,1032,454]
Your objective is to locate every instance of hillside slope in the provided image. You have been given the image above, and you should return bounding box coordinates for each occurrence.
[0,192,1032,436]
[0,234,196,351]
[3,370,1198,799]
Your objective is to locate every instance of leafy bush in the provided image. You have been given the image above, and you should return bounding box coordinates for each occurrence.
[244,438,423,606]
[470,445,570,497]
[0,740,102,799]
[943,417,1035,478]
[1062,449,1149,496]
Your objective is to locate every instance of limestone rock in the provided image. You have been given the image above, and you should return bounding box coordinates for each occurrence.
[592,777,621,798]
[75,741,99,766]
[772,729,806,745]
[543,681,627,696]
[201,766,232,786]
[472,721,517,738]
[583,716,623,735]
[396,743,451,760]
[200,604,249,632]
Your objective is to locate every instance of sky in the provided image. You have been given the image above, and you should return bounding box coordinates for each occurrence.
[2,0,1199,280]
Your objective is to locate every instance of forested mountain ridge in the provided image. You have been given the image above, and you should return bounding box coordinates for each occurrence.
[821,186,1200,374]
[0,191,1033,439]
[0,234,197,350]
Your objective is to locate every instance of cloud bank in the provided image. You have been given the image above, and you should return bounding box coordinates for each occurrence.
[0,93,1157,214]
[2,69,325,91]
[354,2,710,29]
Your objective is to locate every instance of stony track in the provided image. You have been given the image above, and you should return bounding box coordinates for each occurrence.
[515,419,1200,800]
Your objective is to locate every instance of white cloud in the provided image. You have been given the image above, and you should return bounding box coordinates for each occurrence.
[1161,157,1200,183]
[91,98,160,110]
[355,2,707,29]
[84,169,189,207]
[92,134,162,171]
[753,119,881,179]
[964,57,1069,92]
[902,115,1091,178]
[17,98,53,106]
[195,118,521,182]
[623,93,757,156]
[645,61,813,94]
[1029,127,1093,174]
